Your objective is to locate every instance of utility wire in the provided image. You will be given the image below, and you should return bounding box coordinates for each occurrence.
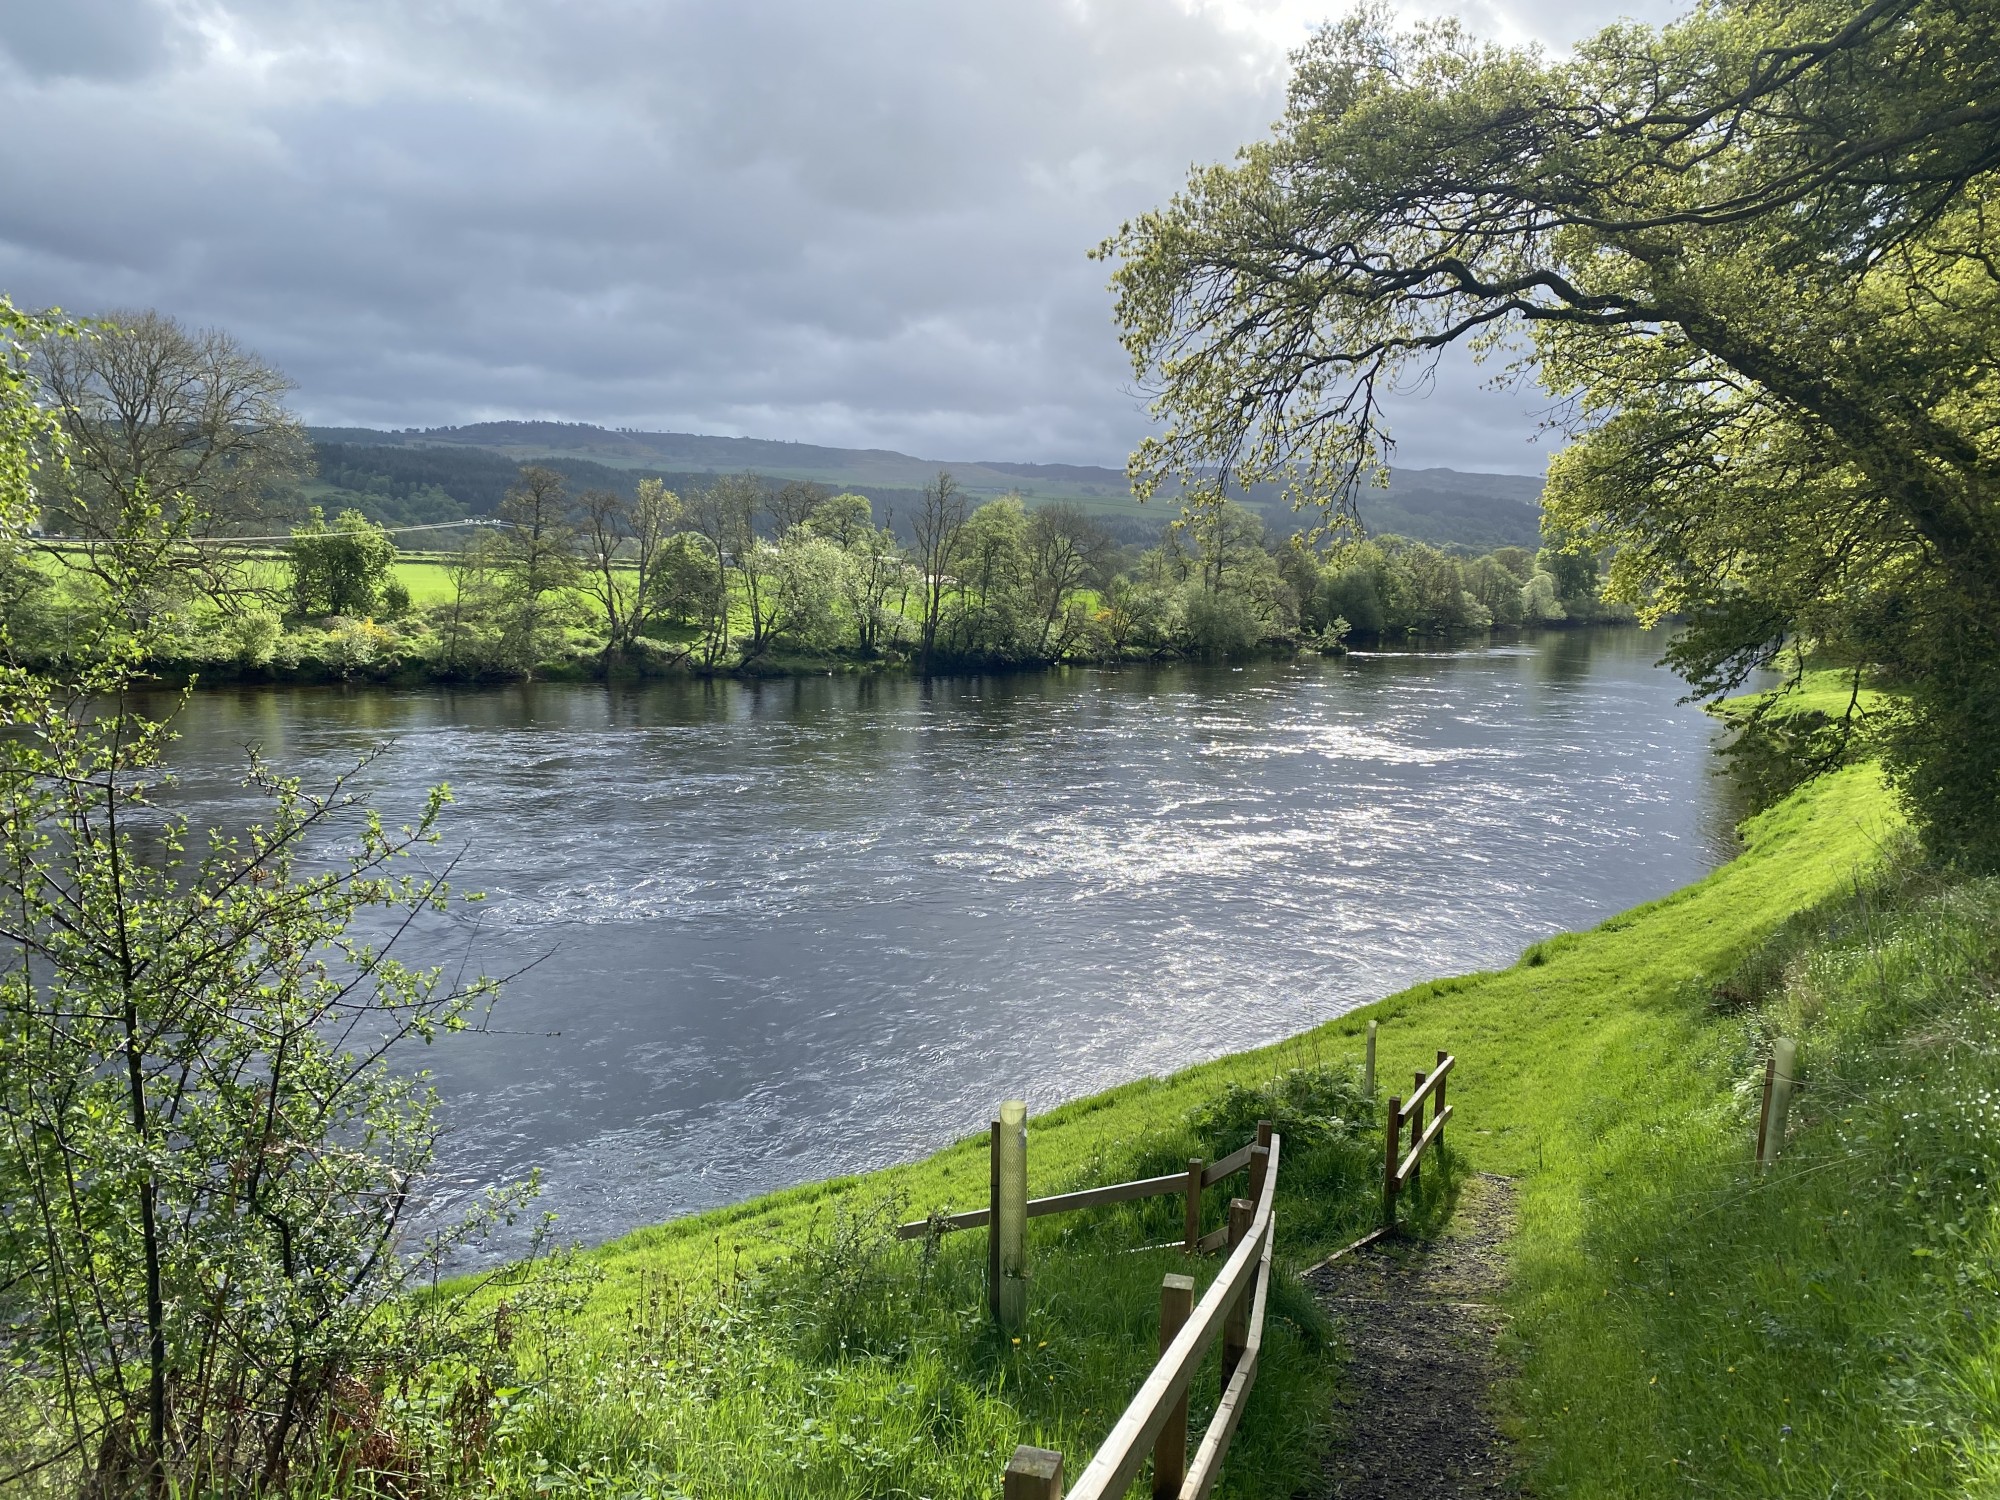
[32,518,507,547]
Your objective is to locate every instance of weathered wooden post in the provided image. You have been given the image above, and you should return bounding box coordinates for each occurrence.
[1363,1019,1378,1096]
[1222,1198,1255,1384]
[1153,1274,1195,1499]
[1760,1038,1798,1171]
[1408,1070,1427,1200]
[1249,1117,1273,1203]
[1383,1095,1403,1225]
[1755,1055,1776,1161]
[1183,1156,1205,1252]
[988,1119,1002,1322]
[1433,1051,1450,1155]
[1005,1444,1064,1499]
[997,1099,1028,1330]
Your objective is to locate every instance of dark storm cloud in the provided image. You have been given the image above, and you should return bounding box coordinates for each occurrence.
[0,0,1669,473]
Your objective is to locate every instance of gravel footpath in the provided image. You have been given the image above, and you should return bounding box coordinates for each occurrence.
[1300,1173,1519,1499]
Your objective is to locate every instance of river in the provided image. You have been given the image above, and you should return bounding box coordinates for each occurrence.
[154,628,1737,1259]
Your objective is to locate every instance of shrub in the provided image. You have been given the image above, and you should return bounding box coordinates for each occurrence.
[1181,586,1262,658]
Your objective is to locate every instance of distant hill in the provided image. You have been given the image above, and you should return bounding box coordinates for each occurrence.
[304,422,1546,551]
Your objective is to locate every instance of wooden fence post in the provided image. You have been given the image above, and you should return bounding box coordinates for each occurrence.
[1433,1051,1450,1155]
[1755,1054,1776,1162]
[997,1100,1028,1331]
[1383,1095,1403,1225]
[1005,1444,1064,1500]
[1761,1038,1798,1171]
[1408,1071,1427,1200]
[1222,1197,1254,1385]
[1183,1158,1204,1253]
[988,1119,1002,1322]
[1153,1274,1195,1499]
[1363,1019,1378,1097]
[1248,1143,1271,1205]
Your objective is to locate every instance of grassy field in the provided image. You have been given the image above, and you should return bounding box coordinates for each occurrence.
[375,757,2000,1499]
[389,555,465,608]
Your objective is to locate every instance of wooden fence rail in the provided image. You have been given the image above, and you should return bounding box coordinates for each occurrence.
[1003,1132,1283,1500]
[977,1039,1461,1496]
[1383,1050,1454,1226]
[894,1137,1262,1245]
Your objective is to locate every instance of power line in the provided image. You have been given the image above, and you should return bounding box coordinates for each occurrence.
[33,518,506,548]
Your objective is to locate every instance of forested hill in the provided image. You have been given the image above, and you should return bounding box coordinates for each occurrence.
[307,422,1545,551]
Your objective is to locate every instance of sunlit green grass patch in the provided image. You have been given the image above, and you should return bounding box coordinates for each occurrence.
[424,1071,1402,1499]
[1507,853,2000,1497]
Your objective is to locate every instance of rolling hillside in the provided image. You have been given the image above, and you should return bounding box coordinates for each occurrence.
[306,422,1546,550]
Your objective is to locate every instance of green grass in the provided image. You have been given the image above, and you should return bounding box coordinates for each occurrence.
[1506,834,2000,1495]
[413,1070,1407,1500]
[361,762,1941,1500]
[390,557,461,608]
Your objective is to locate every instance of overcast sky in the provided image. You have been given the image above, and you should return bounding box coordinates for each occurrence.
[0,0,1677,475]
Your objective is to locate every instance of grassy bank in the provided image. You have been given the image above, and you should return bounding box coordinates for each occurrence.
[1508,827,2000,1493]
[352,757,2000,1499]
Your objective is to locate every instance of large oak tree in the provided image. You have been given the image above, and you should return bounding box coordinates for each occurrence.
[1102,0,2000,858]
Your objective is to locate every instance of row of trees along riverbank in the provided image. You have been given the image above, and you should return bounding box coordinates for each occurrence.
[13,462,1624,686]
[0,307,1622,683]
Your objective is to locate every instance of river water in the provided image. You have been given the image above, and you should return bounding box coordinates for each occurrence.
[155,628,1736,1258]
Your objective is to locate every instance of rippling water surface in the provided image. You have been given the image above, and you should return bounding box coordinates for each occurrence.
[156,629,1734,1256]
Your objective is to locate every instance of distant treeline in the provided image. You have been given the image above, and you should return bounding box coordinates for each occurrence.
[8,462,1624,685]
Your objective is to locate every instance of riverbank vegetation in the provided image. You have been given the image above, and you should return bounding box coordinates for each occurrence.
[0,300,563,1499]
[3,308,1625,688]
[12,463,1621,687]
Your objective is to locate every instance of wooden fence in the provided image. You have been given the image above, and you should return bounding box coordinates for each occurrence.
[935,1042,1460,1497]
[893,1135,1266,1248]
[998,1130,1282,1500]
[893,1123,1275,1323]
[1383,1051,1453,1227]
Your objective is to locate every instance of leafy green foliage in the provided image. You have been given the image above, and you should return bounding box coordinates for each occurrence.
[0,298,545,1497]
[287,505,398,616]
[1101,0,2000,861]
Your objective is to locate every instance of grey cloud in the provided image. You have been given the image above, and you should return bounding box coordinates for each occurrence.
[0,0,1619,474]
[0,0,185,81]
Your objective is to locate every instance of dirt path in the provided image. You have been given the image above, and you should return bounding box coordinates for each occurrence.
[1300,1173,1518,1499]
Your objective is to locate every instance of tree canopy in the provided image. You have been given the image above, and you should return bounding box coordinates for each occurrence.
[1102,0,2000,858]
